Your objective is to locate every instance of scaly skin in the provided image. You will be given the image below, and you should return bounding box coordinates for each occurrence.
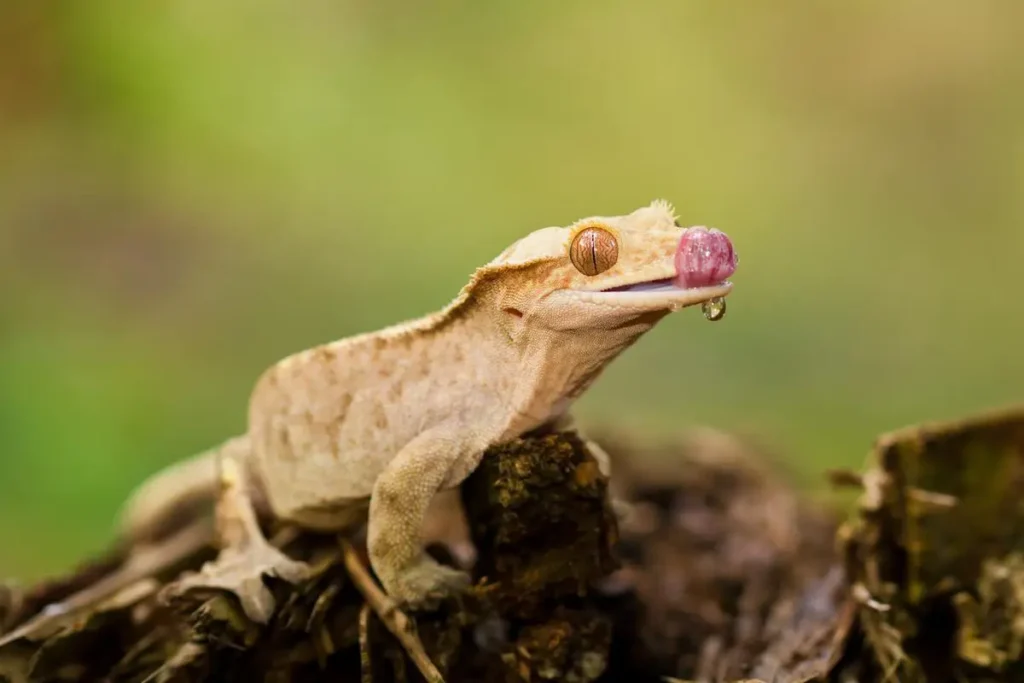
[116,199,738,615]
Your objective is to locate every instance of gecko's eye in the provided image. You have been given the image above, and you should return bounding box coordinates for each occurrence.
[570,227,618,276]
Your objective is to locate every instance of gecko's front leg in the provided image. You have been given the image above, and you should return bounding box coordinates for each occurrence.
[367,427,478,609]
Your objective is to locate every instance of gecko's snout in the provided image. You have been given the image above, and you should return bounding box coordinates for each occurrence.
[673,227,737,289]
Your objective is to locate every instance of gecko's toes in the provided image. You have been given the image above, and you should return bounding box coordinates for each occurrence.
[389,559,471,612]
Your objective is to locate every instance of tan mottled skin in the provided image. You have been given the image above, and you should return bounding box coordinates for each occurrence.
[119,200,734,610]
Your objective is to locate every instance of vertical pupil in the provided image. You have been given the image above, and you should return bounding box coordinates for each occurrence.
[572,228,614,275]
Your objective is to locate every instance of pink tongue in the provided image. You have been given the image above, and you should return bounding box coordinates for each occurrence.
[674,226,737,288]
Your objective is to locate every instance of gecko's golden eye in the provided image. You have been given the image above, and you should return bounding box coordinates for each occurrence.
[570,227,618,276]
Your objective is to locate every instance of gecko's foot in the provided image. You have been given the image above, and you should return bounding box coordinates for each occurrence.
[387,557,471,612]
[164,541,311,624]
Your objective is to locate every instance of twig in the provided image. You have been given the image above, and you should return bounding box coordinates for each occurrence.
[359,603,373,683]
[339,538,445,683]
[907,487,958,512]
[825,468,864,489]
[852,581,891,612]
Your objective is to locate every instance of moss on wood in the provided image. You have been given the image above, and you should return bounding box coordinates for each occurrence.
[1,405,1022,682]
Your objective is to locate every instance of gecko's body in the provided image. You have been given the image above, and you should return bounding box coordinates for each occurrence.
[112,200,738,619]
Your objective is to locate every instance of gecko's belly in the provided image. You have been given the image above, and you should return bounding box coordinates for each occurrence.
[254,440,394,522]
[251,404,408,519]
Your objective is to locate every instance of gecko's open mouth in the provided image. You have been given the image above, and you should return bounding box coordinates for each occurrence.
[603,277,681,293]
[601,277,730,294]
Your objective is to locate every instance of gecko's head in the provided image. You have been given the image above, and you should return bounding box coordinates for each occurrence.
[481,200,737,334]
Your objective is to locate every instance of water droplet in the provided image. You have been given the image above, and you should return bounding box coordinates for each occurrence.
[701,296,726,321]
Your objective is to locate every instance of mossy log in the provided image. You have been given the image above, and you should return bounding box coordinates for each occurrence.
[841,405,1024,682]
[1,405,1022,682]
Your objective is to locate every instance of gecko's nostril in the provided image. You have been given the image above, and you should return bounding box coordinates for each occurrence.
[673,227,737,289]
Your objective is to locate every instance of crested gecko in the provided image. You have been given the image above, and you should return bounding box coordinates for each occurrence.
[22,200,740,628]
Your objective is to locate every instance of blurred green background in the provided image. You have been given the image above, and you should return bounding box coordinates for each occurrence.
[1,1,1022,578]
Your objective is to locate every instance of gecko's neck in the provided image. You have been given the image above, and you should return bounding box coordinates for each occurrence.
[369,285,666,440]
[501,310,670,438]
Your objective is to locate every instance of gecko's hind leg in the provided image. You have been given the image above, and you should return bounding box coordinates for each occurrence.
[162,455,310,624]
